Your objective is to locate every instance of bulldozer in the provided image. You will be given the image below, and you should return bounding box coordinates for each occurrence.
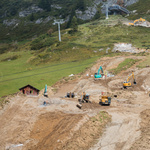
[99,92,111,105]
[123,71,136,88]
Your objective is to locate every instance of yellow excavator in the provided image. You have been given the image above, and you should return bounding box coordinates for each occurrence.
[78,92,91,103]
[77,92,91,109]
[129,18,146,26]
[134,18,146,24]
[123,71,136,88]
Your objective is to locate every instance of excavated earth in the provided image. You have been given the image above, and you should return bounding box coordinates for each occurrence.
[0,55,150,150]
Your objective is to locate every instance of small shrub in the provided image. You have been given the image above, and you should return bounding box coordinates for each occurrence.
[47,29,53,36]
[0,44,10,54]
[30,35,55,50]
[1,55,21,62]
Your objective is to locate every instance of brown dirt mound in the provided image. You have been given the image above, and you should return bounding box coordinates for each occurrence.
[130,109,150,150]
[26,112,84,150]
[26,111,111,150]
[63,111,111,150]
[81,102,111,110]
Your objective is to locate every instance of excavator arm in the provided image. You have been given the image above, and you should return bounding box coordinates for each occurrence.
[95,66,104,79]
[126,72,135,82]
[126,73,132,82]
[97,66,103,75]
[123,71,136,88]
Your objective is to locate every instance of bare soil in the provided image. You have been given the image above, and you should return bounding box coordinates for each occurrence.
[26,112,84,150]
[130,109,150,150]
[0,55,150,150]
[26,111,111,150]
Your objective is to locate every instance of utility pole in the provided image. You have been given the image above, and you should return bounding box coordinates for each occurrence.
[102,0,109,19]
[53,19,64,42]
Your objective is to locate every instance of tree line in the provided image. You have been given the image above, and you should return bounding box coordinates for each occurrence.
[38,0,86,12]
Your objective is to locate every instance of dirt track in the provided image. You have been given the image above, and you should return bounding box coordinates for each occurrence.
[0,55,150,150]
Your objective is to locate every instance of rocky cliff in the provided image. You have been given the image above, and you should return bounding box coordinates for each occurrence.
[2,0,139,26]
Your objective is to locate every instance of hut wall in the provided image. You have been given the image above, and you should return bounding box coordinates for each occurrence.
[20,86,38,95]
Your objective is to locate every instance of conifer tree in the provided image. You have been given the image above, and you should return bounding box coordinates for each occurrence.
[71,16,78,32]
[38,0,51,12]
[76,0,86,11]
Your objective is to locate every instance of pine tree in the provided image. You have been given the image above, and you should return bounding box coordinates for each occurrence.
[38,0,51,12]
[29,13,35,21]
[76,0,86,11]
[71,16,78,32]
[67,8,76,28]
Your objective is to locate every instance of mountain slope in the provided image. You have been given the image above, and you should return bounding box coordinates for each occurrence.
[127,0,150,21]
[0,15,150,97]
[0,0,142,42]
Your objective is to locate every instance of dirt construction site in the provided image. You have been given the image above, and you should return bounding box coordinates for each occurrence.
[0,53,150,150]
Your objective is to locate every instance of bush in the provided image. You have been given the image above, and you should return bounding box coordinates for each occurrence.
[30,35,56,50]
[0,44,10,54]
[1,55,21,62]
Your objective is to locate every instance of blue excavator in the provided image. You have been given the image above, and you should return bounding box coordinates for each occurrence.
[94,66,104,79]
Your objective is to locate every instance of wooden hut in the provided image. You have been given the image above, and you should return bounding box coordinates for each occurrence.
[19,84,40,96]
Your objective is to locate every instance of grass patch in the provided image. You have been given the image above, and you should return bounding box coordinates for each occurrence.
[1,54,21,62]
[110,58,140,75]
[0,53,98,97]
[137,55,150,68]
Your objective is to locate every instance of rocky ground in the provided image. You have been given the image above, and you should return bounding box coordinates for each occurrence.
[0,54,150,150]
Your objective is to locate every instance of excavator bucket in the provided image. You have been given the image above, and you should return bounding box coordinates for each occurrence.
[133,80,136,85]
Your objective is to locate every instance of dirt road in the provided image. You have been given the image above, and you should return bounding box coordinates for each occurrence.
[90,110,141,150]
[0,55,150,150]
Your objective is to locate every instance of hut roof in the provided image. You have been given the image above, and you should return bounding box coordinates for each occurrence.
[19,84,40,92]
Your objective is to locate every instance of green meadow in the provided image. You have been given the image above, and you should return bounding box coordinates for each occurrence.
[0,51,98,97]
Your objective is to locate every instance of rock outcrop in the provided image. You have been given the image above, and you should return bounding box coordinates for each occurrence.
[1,0,140,26]
[19,5,43,17]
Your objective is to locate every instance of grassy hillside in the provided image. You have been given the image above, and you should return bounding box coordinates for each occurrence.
[0,16,150,97]
[26,16,150,65]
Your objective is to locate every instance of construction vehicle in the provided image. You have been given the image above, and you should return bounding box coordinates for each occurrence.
[99,92,111,105]
[94,66,104,79]
[100,96,111,105]
[77,92,91,109]
[44,84,48,97]
[129,22,134,26]
[78,92,91,103]
[129,18,146,26]
[123,71,136,88]
[66,92,75,98]
[134,18,146,24]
